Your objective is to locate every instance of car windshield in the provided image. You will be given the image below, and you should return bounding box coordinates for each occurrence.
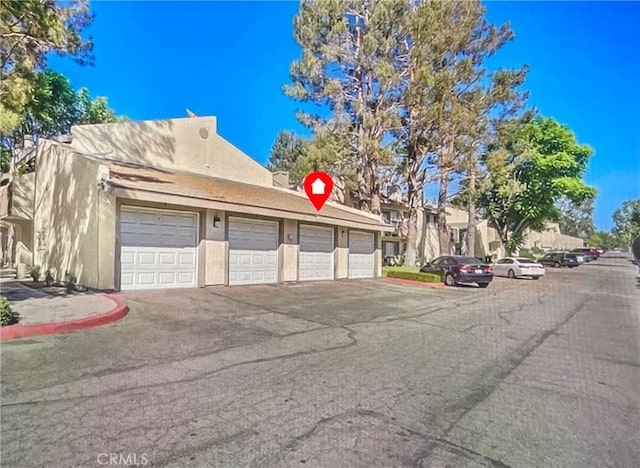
[456,257,483,264]
[566,253,577,259]
[517,258,537,263]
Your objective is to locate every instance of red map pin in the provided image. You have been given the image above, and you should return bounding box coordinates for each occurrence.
[303,171,334,211]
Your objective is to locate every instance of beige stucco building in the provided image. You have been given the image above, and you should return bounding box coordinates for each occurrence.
[521,223,584,252]
[0,116,391,290]
[380,199,440,264]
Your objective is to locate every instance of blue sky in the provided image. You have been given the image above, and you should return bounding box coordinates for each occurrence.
[48,1,640,231]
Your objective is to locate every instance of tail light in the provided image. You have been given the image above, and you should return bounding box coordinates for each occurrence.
[519,265,529,269]
[486,266,493,273]
[459,265,472,273]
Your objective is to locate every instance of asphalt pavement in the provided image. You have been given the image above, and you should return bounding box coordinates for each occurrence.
[1,253,638,467]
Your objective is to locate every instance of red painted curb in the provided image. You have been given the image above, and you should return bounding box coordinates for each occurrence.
[0,294,128,340]
[383,277,445,289]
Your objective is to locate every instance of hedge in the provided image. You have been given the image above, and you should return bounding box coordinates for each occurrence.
[383,267,441,283]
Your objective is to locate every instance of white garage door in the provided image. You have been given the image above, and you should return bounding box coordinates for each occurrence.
[120,207,198,290]
[349,231,375,279]
[299,225,334,281]
[228,218,278,285]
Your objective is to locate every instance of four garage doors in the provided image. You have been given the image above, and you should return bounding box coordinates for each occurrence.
[299,225,334,281]
[228,217,278,285]
[348,230,375,279]
[119,208,376,289]
[120,207,198,290]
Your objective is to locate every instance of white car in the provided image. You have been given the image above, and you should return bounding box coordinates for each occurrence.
[493,257,545,280]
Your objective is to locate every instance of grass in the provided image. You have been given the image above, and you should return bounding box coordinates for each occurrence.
[382,266,441,283]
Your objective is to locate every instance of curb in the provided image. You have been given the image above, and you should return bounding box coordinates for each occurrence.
[383,277,445,289]
[0,294,129,341]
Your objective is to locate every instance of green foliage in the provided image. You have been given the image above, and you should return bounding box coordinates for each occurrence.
[0,296,17,326]
[286,0,405,212]
[517,248,536,259]
[1,0,94,133]
[612,199,640,246]
[383,267,441,283]
[75,87,124,125]
[267,130,306,177]
[45,269,54,286]
[557,196,596,240]
[480,117,596,254]
[64,271,77,292]
[0,147,10,173]
[18,70,78,137]
[29,265,41,282]
[1,70,125,174]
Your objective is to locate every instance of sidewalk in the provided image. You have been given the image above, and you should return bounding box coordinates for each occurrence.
[0,279,128,339]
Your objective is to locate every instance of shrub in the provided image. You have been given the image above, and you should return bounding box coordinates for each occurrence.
[518,248,537,260]
[64,271,77,293]
[0,296,17,327]
[383,267,441,283]
[29,265,41,282]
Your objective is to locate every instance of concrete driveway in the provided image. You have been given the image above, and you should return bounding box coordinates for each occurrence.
[2,257,639,467]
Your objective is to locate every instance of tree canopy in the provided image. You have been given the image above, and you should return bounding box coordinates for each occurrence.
[480,117,596,254]
[612,199,640,246]
[1,0,94,133]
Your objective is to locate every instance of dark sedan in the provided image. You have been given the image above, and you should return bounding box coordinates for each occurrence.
[420,255,494,288]
[538,252,581,268]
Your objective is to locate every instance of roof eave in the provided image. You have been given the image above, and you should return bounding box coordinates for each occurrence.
[108,183,394,232]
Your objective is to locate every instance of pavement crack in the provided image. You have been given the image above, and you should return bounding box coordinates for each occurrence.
[440,295,593,439]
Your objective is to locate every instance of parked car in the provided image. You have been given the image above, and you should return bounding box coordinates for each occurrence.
[420,255,493,288]
[571,247,598,261]
[493,257,545,279]
[538,252,581,268]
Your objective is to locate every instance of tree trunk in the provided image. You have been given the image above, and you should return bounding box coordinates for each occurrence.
[466,169,477,257]
[437,167,450,256]
[404,177,420,268]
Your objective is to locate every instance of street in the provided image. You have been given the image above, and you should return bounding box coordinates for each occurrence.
[1,253,639,467]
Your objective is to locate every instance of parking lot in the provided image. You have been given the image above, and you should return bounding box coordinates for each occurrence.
[1,254,639,467]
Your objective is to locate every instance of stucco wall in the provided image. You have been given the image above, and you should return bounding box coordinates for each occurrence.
[9,172,35,220]
[522,224,584,251]
[202,209,227,285]
[281,219,298,282]
[34,141,116,289]
[335,227,349,279]
[69,117,274,187]
[13,220,33,266]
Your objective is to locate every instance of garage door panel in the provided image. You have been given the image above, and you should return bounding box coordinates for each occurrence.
[120,207,197,290]
[349,231,375,279]
[228,218,278,285]
[299,225,334,281]
[137,272,156,286]
[158,272,175,285]
[178,252,196,265]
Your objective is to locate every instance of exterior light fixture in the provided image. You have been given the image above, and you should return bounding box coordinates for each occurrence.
[213,215,221,228]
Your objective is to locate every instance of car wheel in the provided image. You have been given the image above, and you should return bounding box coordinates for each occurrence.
[444,273,456,287]
[532,276,540,280]
[507,269,516,279]
[553,261,561,268]
[478,283,490,288]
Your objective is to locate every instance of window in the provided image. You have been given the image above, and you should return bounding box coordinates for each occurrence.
[383,241,399,257]
[382,210,401,224]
